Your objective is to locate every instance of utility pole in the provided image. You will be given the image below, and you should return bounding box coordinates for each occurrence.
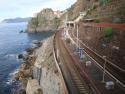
[64,10,68,38]
[102,56,106,83]
[65,10,68,28]
[77,24,79,49]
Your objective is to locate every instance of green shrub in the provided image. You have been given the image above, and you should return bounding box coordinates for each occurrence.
[103,27,113,42]
[31,17,38,27]
[99,0,108,5]
[104,27,113,37]
[95,20,100,23]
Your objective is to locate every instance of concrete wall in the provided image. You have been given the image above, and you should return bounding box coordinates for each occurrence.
[26,79,43,94]
[30,37,65,94]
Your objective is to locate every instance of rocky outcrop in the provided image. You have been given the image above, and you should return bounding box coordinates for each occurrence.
[27,8,61,33]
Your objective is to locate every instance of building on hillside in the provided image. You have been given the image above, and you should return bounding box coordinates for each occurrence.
[54,11,63,18]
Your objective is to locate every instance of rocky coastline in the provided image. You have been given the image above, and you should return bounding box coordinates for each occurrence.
[13,36,64,94]
[13,40,42,94]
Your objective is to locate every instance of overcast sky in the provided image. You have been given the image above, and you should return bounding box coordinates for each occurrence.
[0,0,76,21]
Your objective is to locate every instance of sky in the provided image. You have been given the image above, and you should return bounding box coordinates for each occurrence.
[0,0,76,21]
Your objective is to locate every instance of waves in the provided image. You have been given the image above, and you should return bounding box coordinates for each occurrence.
[6,68,19,85]
[0,53,19,63]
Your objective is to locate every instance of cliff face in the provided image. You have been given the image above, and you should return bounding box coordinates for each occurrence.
[27,8,60,33]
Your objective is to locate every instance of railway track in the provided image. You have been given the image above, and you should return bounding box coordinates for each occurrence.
[53,31,69,94]
[54,30,94,94]
[69,30,125,88]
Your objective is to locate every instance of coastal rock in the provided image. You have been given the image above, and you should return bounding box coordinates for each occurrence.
[25,48,34,55]
[18,52,29,60]
[18,89,26,94]
[32,40,41,44]
[15,73,20,80]
[31,40,42,49]
[18,54,24,59]
[27,8,61,33]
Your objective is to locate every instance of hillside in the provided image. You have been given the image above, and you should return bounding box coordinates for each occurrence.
[60,0,125,23]
[59,0,85,24]
[2,17,31,23]
[85,0,125,18]
[59,0,96,26]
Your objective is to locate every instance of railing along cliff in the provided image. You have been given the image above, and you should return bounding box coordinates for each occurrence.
[53,31,69,94]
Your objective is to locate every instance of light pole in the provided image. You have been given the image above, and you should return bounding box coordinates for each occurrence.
[76,24,79,49]
[102,56,106,83]
[65,10,68,28]
[65,10,68,38]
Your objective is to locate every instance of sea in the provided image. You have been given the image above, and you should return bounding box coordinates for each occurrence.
[0,22,53,94]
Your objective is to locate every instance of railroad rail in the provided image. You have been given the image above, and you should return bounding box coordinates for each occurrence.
[53,31,69,94]
[54,30,96,94]
[69,29,125,88]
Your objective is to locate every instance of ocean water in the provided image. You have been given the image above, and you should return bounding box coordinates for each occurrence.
[0,22,53,94]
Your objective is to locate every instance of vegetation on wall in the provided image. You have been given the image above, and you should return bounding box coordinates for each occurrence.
[98,0,111,5]
[29,17,38,32]
[103,27,113,42]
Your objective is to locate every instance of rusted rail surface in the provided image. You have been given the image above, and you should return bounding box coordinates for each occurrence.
[55,30,94,94]
[70,30,125,87]
[53,31,69,94]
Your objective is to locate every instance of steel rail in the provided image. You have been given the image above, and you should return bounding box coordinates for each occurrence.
[68,30,125,88]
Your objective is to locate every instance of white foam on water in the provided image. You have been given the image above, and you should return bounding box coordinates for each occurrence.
[6,68,19,85]
[4,54,17,60]
[9,68,19,76]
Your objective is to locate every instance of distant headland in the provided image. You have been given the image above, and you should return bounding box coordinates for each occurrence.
[1,17,32,23]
